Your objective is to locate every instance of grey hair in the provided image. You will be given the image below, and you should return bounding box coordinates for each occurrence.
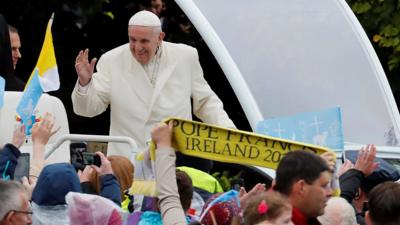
[317,197,357,225]
[152,26,162,35]
[128,25,162,35]
[0,180,26,220]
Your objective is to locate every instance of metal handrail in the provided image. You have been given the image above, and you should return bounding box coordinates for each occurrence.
[45,134,138,159]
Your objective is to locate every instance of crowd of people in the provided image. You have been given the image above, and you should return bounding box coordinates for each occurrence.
[1,115,400,225]
[1,2,400,225]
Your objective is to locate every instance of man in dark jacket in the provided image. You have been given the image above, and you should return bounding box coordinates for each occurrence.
[0,14,21,91]
[339,144,399,225]
[8,25,25,90]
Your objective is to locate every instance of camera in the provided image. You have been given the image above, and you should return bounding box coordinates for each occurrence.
[82,152,101,167]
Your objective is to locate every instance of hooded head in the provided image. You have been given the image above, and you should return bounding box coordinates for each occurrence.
[32,163,81,206]
[66,192,124,225]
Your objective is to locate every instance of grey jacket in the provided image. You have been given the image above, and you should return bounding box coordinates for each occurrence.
[156,147,187,225]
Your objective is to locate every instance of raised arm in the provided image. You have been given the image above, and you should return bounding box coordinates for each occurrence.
[30,112,58,181]
[91,151,122,206]
[71,50,111,117]
[190,48,235,128]
[152,121,187,225]
[339,144,378,203]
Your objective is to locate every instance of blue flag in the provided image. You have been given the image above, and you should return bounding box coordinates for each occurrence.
[16,69,43,135]
[0,76,4,109]
[256,107,344,149]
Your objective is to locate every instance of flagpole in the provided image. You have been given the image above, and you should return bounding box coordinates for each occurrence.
[49,12,54,25]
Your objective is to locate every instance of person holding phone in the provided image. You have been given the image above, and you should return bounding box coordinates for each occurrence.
[78,151,122,206]
[77,154,134,201]
[29,152,121,224]
[0,124,25,180]
[0,113,58,202]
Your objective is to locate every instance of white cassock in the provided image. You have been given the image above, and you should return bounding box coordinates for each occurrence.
[72,41,235,158]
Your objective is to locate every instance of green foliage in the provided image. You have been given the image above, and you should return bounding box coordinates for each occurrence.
[389,55,400,70]
[351,2,372,13]
[212,170,242,191]
[347,0,400,101]
[347,0,400,72]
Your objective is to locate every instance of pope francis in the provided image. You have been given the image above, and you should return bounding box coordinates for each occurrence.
[72,10,235,158]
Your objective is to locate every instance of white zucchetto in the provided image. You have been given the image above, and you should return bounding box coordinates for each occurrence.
[128,10,161,27]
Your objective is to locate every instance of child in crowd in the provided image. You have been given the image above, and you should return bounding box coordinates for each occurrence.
[243,191,293,225]
[78,155,134,201]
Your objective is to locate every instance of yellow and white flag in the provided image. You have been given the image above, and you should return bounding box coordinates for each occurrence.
[26,13,59,92]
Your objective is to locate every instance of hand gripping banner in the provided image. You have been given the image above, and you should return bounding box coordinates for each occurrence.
[151,118,332,170]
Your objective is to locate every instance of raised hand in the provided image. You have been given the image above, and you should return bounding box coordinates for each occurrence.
[78,166,95,183]
[239,183,266,208]
[31,112,59,146]
[151,121,173,148]
[75,48,97,86]
[91,151,113,176]
[338,159,354,177]
[30,113,60,179]
[21,176,37,199]
[354,144,379,176]
[11,124,26,148]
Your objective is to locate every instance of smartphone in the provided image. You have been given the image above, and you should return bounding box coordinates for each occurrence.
[341,150,346,163]
[343,150,360,164]
[70,142,87,171]
[82,152,101,167]
[14,153,30,181]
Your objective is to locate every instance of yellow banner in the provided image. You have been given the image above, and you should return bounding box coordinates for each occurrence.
[151,118,332,170]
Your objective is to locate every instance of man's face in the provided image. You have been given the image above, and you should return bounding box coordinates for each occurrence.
[301,171,333,218]
[151,0,163,16]
[128,25,164,65]
[9,32,22,69]
[5,192,32,225]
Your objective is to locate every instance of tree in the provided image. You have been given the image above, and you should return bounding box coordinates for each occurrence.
[347,0,400,101]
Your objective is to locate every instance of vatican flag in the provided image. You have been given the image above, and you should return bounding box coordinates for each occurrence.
[26,13,59,92]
